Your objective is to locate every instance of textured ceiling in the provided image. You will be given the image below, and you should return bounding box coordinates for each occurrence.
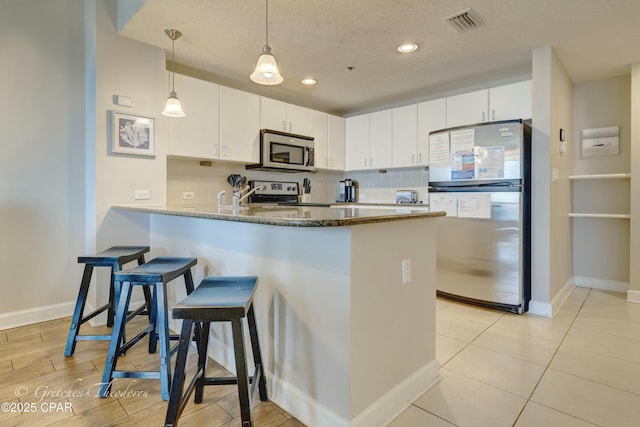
[119,0,640,116]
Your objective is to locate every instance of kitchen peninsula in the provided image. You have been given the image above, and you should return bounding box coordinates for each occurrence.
[111,204,445,426]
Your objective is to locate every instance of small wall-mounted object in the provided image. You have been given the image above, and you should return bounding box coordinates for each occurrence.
[114,95,135,107]
[582,126,619,157]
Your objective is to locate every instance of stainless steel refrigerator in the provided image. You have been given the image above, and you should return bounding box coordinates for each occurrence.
[428,120,531,313]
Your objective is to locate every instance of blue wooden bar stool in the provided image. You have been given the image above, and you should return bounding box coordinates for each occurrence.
[99,257,197,401]
[164,276,267,427]
[65,246,151,357]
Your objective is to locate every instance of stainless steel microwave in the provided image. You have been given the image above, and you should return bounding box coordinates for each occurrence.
[246,129,315,172]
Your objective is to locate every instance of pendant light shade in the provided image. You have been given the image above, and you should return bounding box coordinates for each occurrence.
[162,29,185,117]
[250,0,283,85]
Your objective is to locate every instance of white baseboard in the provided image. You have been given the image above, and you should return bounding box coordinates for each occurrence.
[0,301,75,331]
[574,276,629,293]
[627,290,640,304]
[528,278,575,318]
[267,371,349,427]
[353,360,440,427]
[266,360,440,427]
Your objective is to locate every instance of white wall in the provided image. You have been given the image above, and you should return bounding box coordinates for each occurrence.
[530,47,574,316]
[629,64,640,302]
[0,0,90,327]
[573,76,631,290]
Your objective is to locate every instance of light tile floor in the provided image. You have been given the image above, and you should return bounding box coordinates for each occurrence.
[390,287,640,427]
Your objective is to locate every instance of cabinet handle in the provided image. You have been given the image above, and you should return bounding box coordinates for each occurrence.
[419,153,423,164]
[364,158,367,168]
[282,121,286,131]
[492,109,495,121]
[370,157,373,167]
[214,144,219,157]
[222,145,228,157]
[482,111,486,122]
[289,122,292,132]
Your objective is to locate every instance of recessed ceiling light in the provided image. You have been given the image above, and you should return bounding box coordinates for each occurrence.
[301,78,317,86]
[397,42,419,53]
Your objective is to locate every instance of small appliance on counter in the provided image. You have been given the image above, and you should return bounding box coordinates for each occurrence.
[396,190,418,204]
[338,179,357,202]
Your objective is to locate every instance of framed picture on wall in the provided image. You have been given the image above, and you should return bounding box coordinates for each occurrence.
[111,111,155,156]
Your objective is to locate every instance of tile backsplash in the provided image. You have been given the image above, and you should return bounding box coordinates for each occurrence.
[167,158,429,205]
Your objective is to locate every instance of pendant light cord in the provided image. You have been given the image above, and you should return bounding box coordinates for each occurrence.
[265,0,269,47]
[171,35,175,93]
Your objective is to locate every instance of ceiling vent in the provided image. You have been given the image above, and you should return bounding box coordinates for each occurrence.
[444,8,484,33]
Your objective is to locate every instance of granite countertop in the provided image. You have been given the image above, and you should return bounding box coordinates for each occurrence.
[113,204,445,227]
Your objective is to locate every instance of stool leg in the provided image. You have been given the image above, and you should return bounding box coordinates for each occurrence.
[194,321,210,404]
[156,282,172,400]
[165,319,194,427]
[247,304,268,402]
[100,281,133,398]
[65,264,94,357]
[149,286,159,354]
[184,269,195,294]
[142,285,153,321]
[107,264,119,327]
[231,318,252,426]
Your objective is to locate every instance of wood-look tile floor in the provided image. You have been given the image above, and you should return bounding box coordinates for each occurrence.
[0,316,305,427]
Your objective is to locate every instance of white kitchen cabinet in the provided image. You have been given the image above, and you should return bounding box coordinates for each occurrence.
[417,98,447,166]
[309,110,329,168]
[488,80,532,122]
[346,114,370,170]
[445,89,488,128]
[168,73,219,159]
[327,114,346,170]
[392,104,418,168]
[260,97,310,135]
[446,80,532,128]
[219,86,260,163]
[369,110,393,169]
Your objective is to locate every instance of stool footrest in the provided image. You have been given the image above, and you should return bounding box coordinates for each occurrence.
[112,371,161,379]
[75,335,111,341]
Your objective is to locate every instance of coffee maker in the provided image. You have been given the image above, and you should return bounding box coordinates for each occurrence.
[338,179,357,202]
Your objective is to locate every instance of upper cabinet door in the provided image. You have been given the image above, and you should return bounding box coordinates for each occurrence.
[168,73,220,159]
[328,114,346,171]
[488,80,532,121]
[260,97,287,131]
[346,114,370,171]
[369,110,393,169]
[417,98,446,166]
[219,86,260,163]
[286,104,310,135]
[445,89,488,128]
[392,104,418,168]
[260,97,310,135]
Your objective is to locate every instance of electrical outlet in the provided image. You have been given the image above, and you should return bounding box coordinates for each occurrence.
[402,258,412,284]
[182,191,195,200]
[134,190,150,200]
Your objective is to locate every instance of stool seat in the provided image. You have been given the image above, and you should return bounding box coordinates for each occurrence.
[173,276,258,321]
[65,246,151,357]
[113,257,198,283]
[78,246,150,266]
[165,276,267,427]
[100,256,197,401]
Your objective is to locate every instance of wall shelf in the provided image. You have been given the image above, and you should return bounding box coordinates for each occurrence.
[569,213,631,219]
[569,173,631,180]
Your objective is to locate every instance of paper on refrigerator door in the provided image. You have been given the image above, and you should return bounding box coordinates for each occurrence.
[457,193,492,219]
[429,132,450,165]
[429,194,457,217]
[450,129,475,179]
[475,146,505,179]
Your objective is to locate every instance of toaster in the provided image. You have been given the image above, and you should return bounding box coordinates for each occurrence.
[396,190,418,204]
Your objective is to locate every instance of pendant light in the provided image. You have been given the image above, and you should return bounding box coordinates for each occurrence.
[162,28,186,117]
[250,0,283,85]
